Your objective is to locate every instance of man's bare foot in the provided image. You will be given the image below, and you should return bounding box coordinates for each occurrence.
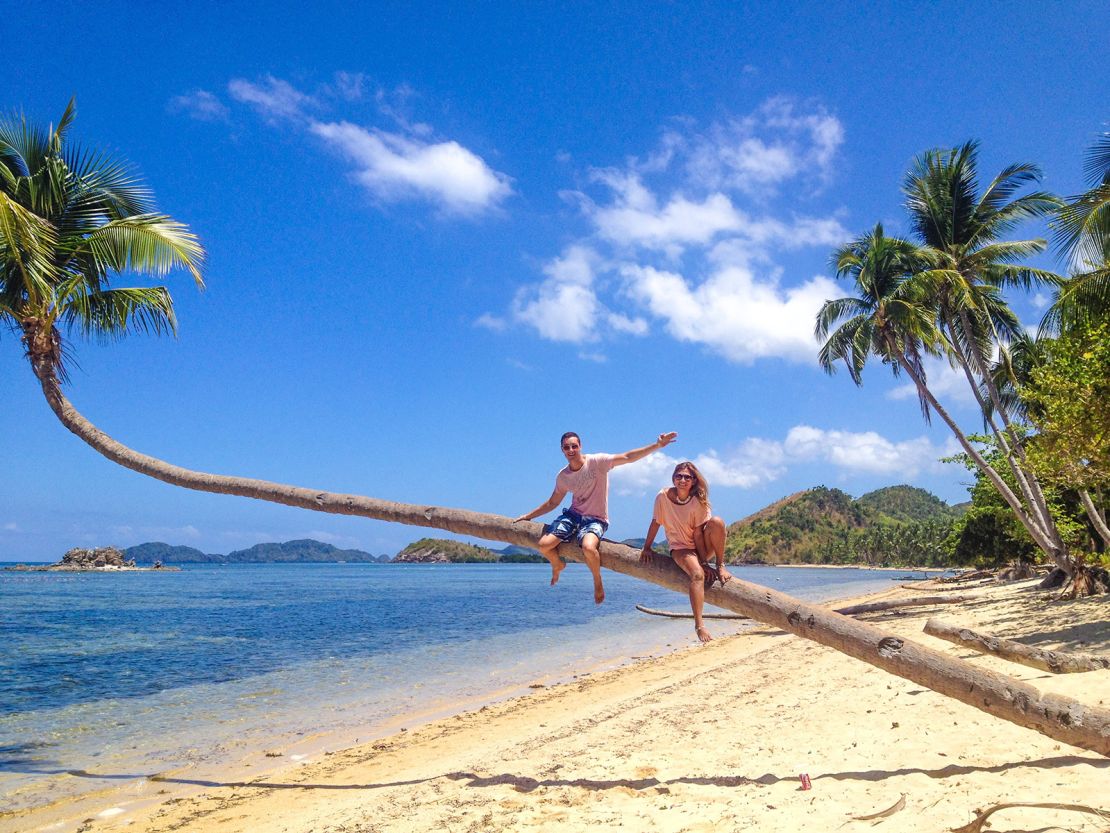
[593,579,605,605]
[695,626,712,643]
[549,558,565,586]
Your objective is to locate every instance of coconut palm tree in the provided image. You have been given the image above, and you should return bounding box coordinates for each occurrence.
[901,143,1066,552]
[817,224,1073,575]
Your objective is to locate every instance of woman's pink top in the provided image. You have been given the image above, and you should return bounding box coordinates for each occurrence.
[652,488,711,552]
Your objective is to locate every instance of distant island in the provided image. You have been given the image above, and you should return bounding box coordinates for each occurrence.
[121,538,544,565]
[394,538,545,563]
[124,539,393,564]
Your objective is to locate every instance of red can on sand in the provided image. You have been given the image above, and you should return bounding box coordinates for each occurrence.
[799,773,812,790]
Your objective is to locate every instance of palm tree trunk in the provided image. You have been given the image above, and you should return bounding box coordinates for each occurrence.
[893,352,1072,572]
[27,361,1110,756]
[1079,490,1110,549]
[945,313,1063,550]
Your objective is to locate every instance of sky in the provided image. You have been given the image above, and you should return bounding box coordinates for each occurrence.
[3,1,1108,561]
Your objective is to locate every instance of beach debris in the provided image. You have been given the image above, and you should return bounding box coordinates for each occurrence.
[834,596,970,616]
[924,619,1110,674]
[950,801,1110,833]
[798,773,812,790]
[850,793,905,822]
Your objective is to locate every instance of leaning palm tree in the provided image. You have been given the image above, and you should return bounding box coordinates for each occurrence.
[817,224,1074,577]
[7,104,1110,756]
[900,142,1073,574]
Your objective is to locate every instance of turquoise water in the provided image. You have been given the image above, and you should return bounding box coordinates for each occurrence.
[0,562,923,814]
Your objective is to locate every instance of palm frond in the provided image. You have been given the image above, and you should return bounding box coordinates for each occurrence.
[0,190,59,305]
[980,263,1062,291]
[80,215,205,287]
[59,284,177,341]
[1053,181,1110,265]
[1045,263,1110,331]
[1082,133,1110,186]
[815,296,869,339]
[977,162,1043,214]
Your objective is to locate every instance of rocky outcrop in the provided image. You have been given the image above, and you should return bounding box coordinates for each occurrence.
[4,546,180,571]
[393,538,499,563]
[58,546,135,569]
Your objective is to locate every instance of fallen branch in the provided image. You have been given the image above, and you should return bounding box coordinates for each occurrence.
[924,619,1110,674]
[833,596,972,616]
[635,605,748,620]
[850,793,905,821]
[950,801,1109,833]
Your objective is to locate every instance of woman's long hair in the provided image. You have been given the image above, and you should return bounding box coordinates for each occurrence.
[673,461,710,513]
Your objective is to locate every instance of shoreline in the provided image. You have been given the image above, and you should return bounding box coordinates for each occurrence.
[10,577,1107,833]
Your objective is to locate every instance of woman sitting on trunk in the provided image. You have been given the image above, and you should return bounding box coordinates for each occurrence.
[639,461,732,642]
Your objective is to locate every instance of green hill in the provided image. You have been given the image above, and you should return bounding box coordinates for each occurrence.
[126,542,217,564]
[856,485,962,524]
[725,485,963,566]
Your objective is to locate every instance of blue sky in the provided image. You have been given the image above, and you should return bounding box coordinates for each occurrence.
[3,1,1108,561]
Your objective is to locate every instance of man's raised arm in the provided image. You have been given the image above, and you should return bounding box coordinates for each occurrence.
[610,432,678,467]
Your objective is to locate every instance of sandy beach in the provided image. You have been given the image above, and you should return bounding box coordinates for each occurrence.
[7,578,1109,833]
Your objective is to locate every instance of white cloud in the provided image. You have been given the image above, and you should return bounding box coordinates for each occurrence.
[474,313,508,331]
[686,97,844,193]
[783,425,952,476]
[502,97,849,361]
[511,246,605,342]
[590,185,745,253]
[3,522,20,533]
[310,120,512,214]
[330,71,369,101]
[622,263,841,364]
[168,90,229,122]
[610,426,952,495]
[228,76,317,121]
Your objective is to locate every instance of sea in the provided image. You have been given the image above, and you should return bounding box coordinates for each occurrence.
[0,562,935,817]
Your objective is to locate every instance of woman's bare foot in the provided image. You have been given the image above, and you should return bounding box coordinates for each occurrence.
[695,625,712,643]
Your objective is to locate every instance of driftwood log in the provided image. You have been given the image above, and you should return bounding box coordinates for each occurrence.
[924,619,1110,674]
[637,596,972,620]
[29,378,1110,757]
[834,596,971,616]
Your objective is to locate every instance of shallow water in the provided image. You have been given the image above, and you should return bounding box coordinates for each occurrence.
[0,562,927,814]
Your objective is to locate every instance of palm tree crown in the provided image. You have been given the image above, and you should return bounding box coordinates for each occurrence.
[1047,132,1110,329]
[816,223,940,417]
[0,99,204,380]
